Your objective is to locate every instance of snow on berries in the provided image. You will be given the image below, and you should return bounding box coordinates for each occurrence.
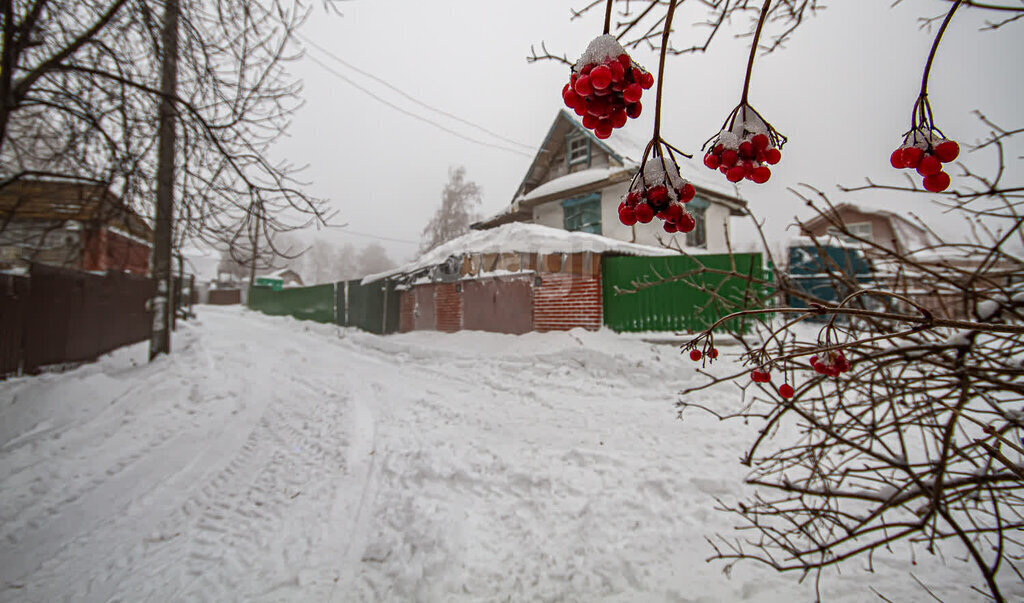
[809,351,851,377]
[618,152,697,233]
[561,35,654,140]
[890,129,959,193]
[703,104,786,185]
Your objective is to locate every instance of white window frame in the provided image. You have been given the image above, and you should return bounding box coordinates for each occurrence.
[827,222,873,243]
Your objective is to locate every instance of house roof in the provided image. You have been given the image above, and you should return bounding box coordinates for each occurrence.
[473,110,747,229]
[363,222,677,284]
[0,179,153,241]
[799,202,940,251]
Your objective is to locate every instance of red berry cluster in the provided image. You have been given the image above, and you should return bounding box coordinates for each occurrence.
[809,351,851,377]
[562,35,654,140]
[750,369,771,383]
[688,348,719,361]
[890,136,959,193]
[618,156,696,234]
[703,130,781,184]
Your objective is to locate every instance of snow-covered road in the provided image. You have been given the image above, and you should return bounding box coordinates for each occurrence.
[0,307,1005,601]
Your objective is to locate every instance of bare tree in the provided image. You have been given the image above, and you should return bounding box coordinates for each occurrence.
[548,0,1024,600]
[420,166,482,254]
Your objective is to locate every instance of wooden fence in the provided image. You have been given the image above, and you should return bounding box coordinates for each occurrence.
[0,264,154,378]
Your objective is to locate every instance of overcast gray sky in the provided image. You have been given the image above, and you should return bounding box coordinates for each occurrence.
[273,0,1024,264]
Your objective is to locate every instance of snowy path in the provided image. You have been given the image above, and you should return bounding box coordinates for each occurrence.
[0,307,1011,601]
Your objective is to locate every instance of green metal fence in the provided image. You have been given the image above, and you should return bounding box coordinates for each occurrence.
[248,283,336,324]
[248,279,400,334]
[601,253,768,332]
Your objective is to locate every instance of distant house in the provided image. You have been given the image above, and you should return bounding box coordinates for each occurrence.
[473,109,747,253]
[255,268,304,290]
[798,202,940,254]
[0,179,152,275]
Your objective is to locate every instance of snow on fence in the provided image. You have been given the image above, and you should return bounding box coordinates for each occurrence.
[601,252,767,332]
[0,263,154,378]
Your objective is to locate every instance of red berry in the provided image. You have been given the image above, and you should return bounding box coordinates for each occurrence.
[750,370,770,383]
[934,140,960,163]
[703,153,720,170]
[763,148,782,165]
[635,203,654,223]
[573,104,586,117]
[586,97,609,117]
[750,166,771,184]
[590,65,612,90]
[594,123,613,139]
[563,89,582,109]
[619,206,637,226]
[922,171,951,192]
[574,75,593,96]
[623,83,643,104]
[917,154,942,177]
[580,63,593,75]
[618,54,631,69]
[663,221,677,233]
[738,140,755,159]
[582,114,598,130]
[626,191,641,206]
[890,148,905,169]
[689,349,702,361]
[676,212,696,233]
[720,149,738,168]
[610,108,628,129]
[726,166,746,183]
[752,134,770,152]
[778,384,795,399]
[809,355,819,366]
[609,61,625,83]
[647,186,668,204]
[626,102,642,119]
[901,146,923,168]
[640,71,655,89]
[678,183,695,203]
[709,348,719,359]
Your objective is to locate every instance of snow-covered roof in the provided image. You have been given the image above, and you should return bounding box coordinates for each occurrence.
[519,166,628,202]
[362,222,676,283]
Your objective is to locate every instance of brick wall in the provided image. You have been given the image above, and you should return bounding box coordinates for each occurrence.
[435,283,462,332]
[533,272,602,331]
[399,289,415,332]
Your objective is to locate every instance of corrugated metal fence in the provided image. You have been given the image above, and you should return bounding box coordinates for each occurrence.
[1,264,154,378]
[601,253,767,332]
[247,279,400,334]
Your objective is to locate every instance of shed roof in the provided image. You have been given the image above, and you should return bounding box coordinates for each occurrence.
[363,222,677,283]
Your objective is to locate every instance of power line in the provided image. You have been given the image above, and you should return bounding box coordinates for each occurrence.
[300,35,535,152]
[333,228,420,246]
[303,53,534,159]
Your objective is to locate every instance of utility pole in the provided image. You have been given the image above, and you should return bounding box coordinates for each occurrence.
[150,0,179,360]
[247,212,260,288]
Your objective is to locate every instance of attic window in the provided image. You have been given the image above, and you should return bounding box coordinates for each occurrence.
[827,222,873,243]
[567,134,589,168]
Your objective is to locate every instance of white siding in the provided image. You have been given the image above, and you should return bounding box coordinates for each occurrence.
[530,183,734,254]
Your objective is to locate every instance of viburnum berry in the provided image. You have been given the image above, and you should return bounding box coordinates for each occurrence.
[750,369,771,383]
[890,128,958,193]
[709,348,719,359]
[620,152,698,234]
[703,105,786,185]
[689,349,702,361]
[809,351,851,377]
[562,35,652,139]
[778,383,795,399]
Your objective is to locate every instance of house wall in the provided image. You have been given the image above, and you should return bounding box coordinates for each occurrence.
[533,271,602,331]
[0,220,83,269]
[802,209,899,251]
[531,182,734,253]
[435,283,463,332]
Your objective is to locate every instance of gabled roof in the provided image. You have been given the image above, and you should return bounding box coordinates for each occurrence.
[474,110,747,230]
[799,203,940,251]
[0,179,153,241]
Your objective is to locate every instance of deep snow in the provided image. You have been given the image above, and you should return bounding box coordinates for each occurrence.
[0,306,1011,601]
